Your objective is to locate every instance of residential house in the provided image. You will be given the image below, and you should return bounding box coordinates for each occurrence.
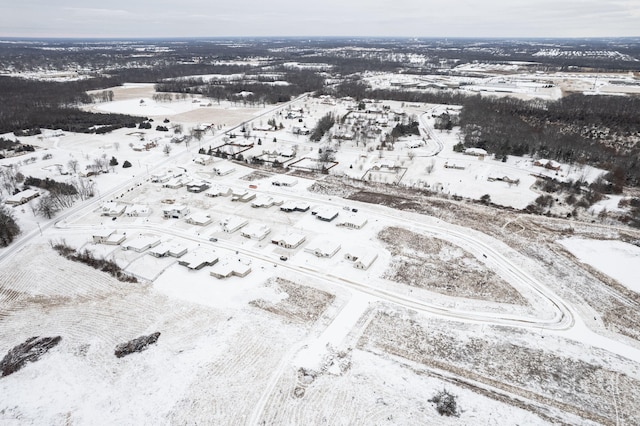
[124,204,150,217]
[210,260,252,279]
[464,148,488,157]
[4,189,40,206]
[178,250,218,270]
[271,233,306,249]
[230,190,256,203]
[344,249,378,270]
[163,204,190,219]
[101,202,126,217]
[271,176,298,187]
[205,185,232,198]
[336,214,368,229]
[148,243,188,258]
[185,212,213,226]
[220,217,248,233]
[193,155,214,166]
[186,181,210,193]
[251,196,282,208]
[121,236,161,253]
[312,207,339,222]
[241,224,271,241]
[213,163,236,176]
[304,239,341,258]
[280,201,310,212]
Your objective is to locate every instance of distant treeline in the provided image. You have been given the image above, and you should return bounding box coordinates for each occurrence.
[0,76,141,134]
[155,69,325,104]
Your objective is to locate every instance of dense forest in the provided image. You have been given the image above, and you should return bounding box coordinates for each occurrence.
[457,94,640,187]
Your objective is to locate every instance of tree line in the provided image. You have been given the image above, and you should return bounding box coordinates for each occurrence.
[457,94,640,187]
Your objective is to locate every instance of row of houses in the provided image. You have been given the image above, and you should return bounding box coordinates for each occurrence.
[90,229,253,279]
[301,239,377,269]
[101,202,150,217]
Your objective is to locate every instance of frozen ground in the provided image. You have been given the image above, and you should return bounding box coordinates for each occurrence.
[2,86,640,424]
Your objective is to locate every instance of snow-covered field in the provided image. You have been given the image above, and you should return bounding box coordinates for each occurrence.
[2,86,640,425]
[559,238,640,292]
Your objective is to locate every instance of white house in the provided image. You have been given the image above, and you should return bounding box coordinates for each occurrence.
[344,249,378,270]
[186,181,210,193]
[210,260,252,279]
[148,242,188,258]
[280,201,310,212]
[220,217,248,233]
[271,233,306,249]
[5,189,39,206]
[336,214,368,229]
[231,190,256,203]
[178,250,218,270]
[271,176,298,187]
[151,173,171,183]
[313,206,339,222]
[205,185,232,198]
[251,196,282,208]
[92,229,115,244]
[163,204,190,219]
[241,223,271,241]
[185,212,213,226]
[124,204,150,217]
[304,239,341,258]
[193,154,214,166]
[464,148,488,157]
[122,236,161,253]
[163,177,187,189]
[213,163,236,176]
[101,202,126,217]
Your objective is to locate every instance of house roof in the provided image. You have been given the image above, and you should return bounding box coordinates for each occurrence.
[122,236,161,251]
[6,189,39,203]
[337,214,367,228]
[93,229,114,238]
[179,249,218,269]
[241,223,271,238]
[305,239,341,256]
[220,216,248,231]
[277,232,306,246]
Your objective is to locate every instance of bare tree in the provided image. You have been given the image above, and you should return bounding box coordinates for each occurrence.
[163,144,172,156]
[76,178,95,200]
[37,195,59,219]
[67,158,79,174]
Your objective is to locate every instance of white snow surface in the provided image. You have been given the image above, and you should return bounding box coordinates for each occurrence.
[559,238,640,292]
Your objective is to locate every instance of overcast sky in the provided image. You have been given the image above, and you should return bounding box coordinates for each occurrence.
[1,0,638,38]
